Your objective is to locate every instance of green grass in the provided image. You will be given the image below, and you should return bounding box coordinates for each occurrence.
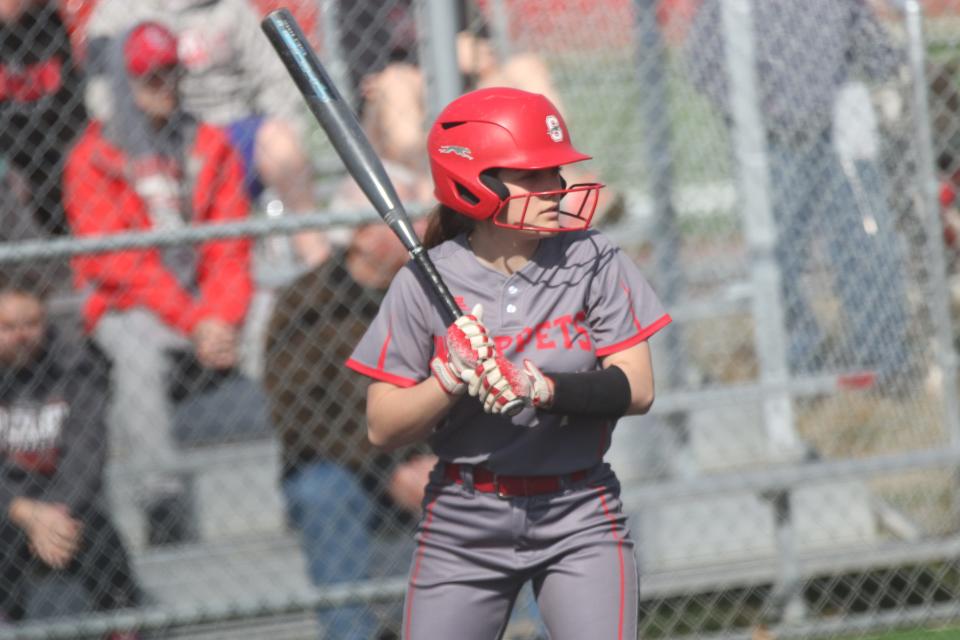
[859,628,960,640]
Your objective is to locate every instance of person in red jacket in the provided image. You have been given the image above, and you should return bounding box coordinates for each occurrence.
[63,21,252,544]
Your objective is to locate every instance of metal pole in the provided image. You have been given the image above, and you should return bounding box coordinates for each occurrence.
[904,0,960,448]
[634,0,686,369]
[0,207,421,263]
[488,0,513,62]
[633,0,690,470]
[0,577,409,640]
[721,0,797,453]
[722,0,803,624]
[420,0,463,124]
[317,0,354,109]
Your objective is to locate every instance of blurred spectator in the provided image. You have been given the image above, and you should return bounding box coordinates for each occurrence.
[938,142,960,270]
[930,62,960,271]
[0,268,141,625]
[351,0,622,224]
[334,0,416,114]
[355,0,561,177]
[0,0,87,236]
[264,222,433,640]
[83,0,331,267]
[685,0,914,389]
[63,22,253,545]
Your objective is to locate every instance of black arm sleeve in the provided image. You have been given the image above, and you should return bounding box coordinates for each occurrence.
[542,365,632,419]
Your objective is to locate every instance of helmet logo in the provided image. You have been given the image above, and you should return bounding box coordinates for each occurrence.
[438,145,474,160]
[545,115,563,142]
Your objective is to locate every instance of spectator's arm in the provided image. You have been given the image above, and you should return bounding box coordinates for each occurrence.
[361,63,426,169]
[233,0,305,131]
[496,53,565,113]
[193,132,253,326]
[64,141,201,333]
[43,343,110,512]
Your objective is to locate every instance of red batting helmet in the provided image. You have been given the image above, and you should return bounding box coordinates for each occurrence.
[124,21,179,78]
[427,87,602,231]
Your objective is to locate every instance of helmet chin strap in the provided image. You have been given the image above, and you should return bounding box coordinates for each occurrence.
[479,172,509,202]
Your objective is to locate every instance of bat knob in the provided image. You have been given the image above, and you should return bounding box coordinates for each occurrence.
[503,398,526,417]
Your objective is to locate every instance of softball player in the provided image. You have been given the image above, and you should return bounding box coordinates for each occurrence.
[346,87,671,640]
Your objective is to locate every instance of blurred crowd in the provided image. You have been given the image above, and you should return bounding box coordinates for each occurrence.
[0,0,957,637]
[0,0,593,637]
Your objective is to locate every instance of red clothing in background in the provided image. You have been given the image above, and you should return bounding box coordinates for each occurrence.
[64,120,252,334]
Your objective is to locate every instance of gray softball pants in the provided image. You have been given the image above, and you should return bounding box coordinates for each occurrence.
[402,462,638,640]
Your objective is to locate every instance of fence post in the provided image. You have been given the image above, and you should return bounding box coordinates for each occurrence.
[722,0,804,624]
[904,1,960,446]
[317,0,354,109]
[904,0,960,530]
[419,0,463,124]
[487,0,513,63]
[721,0,797,452]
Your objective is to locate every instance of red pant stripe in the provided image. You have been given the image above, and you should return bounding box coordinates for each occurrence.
[405,493,439,639]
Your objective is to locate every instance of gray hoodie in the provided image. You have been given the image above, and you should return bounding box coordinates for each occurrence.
[85,0,304,132]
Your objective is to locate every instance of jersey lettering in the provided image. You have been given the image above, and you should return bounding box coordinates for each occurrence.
[450,312,595,355]
[494,335,512,353]
[535,322,556,349]
[572,311,592,351]
[0,401,69,475]
[0,401,69,452]
[515,327,534,353]
[554,314,575,348]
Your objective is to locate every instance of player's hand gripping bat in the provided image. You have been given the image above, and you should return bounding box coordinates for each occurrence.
[261,9,525,416]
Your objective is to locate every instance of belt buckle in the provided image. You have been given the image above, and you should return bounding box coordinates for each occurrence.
[495,474,510,499]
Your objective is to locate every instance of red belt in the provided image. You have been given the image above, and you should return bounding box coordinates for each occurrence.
[444,463,590,498]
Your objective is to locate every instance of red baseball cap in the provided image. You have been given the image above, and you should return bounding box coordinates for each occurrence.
[124,21,179,78]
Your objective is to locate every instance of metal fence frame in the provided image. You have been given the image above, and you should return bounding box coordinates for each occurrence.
[2,0,960,638]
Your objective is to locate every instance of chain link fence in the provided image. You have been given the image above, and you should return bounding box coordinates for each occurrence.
[2,0,960,639]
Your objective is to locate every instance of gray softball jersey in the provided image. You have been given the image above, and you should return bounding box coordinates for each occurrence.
[346,229,671,476]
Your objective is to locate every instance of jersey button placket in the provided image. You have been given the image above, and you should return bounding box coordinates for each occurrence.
[502,281,521,328]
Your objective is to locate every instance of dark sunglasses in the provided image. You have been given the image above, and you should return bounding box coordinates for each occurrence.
[133,65,182,89]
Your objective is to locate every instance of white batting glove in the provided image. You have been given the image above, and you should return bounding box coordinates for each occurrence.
[432,304,495,396]
[521,359,553,408]
[474,357,553,415]
[431,356,467,395]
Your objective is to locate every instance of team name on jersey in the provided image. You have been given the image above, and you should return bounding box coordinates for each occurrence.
[0,401,69,453]
[493,311,592,354]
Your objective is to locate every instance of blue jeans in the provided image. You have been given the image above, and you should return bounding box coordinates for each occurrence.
[282,462,377,640]
[768,135,912,384]
[226,115,266,199]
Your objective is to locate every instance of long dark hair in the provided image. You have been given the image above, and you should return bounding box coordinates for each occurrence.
[423,204,475,249]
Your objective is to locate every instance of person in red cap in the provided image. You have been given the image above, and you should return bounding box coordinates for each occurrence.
[62,20,255,546]
[84,0,331,268]
[122,21,181,126]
